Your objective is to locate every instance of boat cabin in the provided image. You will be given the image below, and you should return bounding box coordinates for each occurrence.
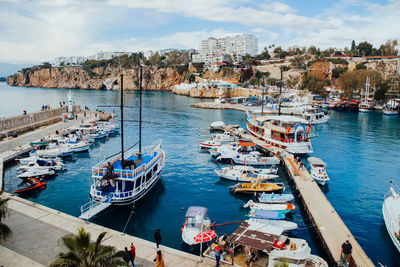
[184,206,210,228]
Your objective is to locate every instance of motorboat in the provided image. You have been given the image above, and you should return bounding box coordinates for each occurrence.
[246,218,297,231]
[209,140,256,158]
[34,143,73,158]
[231,151,280,166]
[12,178,46,194]
[244,200,295,214]
[215,165,278,182]
[382,184,400,254]
[230,181,284,194]
[17,160,65,172]
[246,113,314,154]
[210,121,225,132]
[181,206,216,246]
[383,99,399,115]
[302,106,330,124]
[258,193,294,203]
[248,209,285,220]
[17,155,63,165]
[199,133,236,149]
[57,139,91,153]
[307,157,330,186]
[17,168,56,179]
[358,77,374,112]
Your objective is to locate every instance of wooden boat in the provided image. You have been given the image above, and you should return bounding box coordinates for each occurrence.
[13,178,46,194]
[243,200,295,214]
[230,181,284,194]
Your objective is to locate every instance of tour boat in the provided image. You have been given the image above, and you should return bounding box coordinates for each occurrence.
[79,68,166,220]
[231,151,280,166]
[17,160,65,172]
[17,168,56,179]
[358,77,374,112]
[307,157,330,186]
[214,165,278,182]
[13,178,46,194]
[248,209,285,220]
[258,193,294,203]
[209,121,225,132]
[246,218,298,231]
[199,133,236,149]
[243,200,295,214]
[181,206,216,246]
[246,114,313,154]
[382,184,400,254]
[302,106,330,124]
[230,181,284,194]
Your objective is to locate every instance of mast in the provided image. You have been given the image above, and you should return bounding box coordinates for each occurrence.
[120,73,125,166]
[138,63,143,159]
[278,68,283,116]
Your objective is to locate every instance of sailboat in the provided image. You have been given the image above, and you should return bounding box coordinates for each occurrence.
[79,65,166,220]
[383,79,399,116]
[359,77,374,112]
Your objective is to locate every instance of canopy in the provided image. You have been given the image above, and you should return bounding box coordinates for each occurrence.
[308,157,327,166]
[239,140,256,147]
[193,230,216,243]
[227,222,282,252]
[185,206,208,218]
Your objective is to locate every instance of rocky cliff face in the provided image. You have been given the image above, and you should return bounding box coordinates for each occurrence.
[7,66,185,91]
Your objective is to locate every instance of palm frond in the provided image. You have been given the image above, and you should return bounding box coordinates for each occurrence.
[0,222,12,241]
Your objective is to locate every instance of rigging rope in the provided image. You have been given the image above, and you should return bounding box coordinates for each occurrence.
[122,203,136,233]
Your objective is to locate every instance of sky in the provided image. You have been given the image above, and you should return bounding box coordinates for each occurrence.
[0,0,399,62]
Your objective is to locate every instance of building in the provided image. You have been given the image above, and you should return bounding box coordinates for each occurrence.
[192,34,258,64]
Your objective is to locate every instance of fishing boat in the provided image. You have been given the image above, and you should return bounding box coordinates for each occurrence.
[13,178,46,194]
[199,133,236,149]
[17,160,66,172]
[246,114,314,154]
[382,183,400,253]
[308,157,330,186]
[302,106,330,124]
[181,206,216,246]
[258,193,294,203]
[17,168,56,179]
[358,77,374,112]
[230,181,284,194]
[231,151,280,166]
[215,165,278,182]
[248,209,285,220]
[210,121,225,132]
[243,200,295,214]
[79,66,166,220]
[246,218,298,231]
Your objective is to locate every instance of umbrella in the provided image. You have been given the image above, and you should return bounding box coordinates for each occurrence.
[193,230,216,243]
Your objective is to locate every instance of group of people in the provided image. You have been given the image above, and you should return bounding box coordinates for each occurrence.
[59,101,66,107]
[41,105,51,111]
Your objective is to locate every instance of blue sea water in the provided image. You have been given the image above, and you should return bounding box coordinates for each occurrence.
[1,82,399,266]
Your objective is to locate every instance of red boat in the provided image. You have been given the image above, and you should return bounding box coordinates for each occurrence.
[13,178,46,194]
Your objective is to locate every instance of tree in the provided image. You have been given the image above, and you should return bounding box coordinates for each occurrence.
[255,47,271,60]
[337,69,382,97]
[357,41,373,56]
[50,227,125,267]
[351,40,356,55]
[0,191,12,241]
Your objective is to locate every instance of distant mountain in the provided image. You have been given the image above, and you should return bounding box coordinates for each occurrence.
[0,62,37,77]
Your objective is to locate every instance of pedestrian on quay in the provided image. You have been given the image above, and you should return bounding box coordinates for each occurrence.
[154,229,162,248]
[341,240,352,263]
[214,245,221,267]
[153,250,164,267]
[123,247,132,266]
[130,243,136,267]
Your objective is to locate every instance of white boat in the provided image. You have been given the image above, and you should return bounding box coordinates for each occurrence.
[215,165,278,182]
[308,157,330,186]
[302,106,330,124]
[246,114,314,154]
[358,77,374,112]
[210,121,225,131]
[244,200,295,214]
[383,108,398,115]
[17,155,63,165]
[17,160,65,172]
[17,168,56,179]
[35,143,73,158]
[182,206,216,246]
[231,151,280,166]
[382,184,400,254]
[57,139,91,153]
[209,140,256,158]
[258,193,294,203]
[246,218,298,231]
[199,133,236,149]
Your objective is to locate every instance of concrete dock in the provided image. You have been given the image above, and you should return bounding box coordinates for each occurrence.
[242,133,374,267]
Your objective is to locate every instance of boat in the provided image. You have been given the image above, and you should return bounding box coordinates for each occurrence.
[230,181,284,194]
[210,121,225,132]
[248,209,285,220]
[243,200,295,214]
[302,106,330,124]
[17,160,65,172]
[199,133,236,149]
[34,143,73,158]
[12,178,46,194]
[246,114,314,154]
[382,184,400,254]
[57,139,91,153]
[215,165,278,182]
[79,65,166,220]
[231,151,280,166]
[181,206,216,246]
[17,155,63,165]
[258,193,294,203]
[383,99,399,116]
[358,77,374,112]
[246,218,298,231]
[17,168,56,179]
[209,140,256,158]
[307,157,330,186]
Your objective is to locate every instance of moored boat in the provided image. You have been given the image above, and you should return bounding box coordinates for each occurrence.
[215,165,278,182]
[199,133,236,149]
[210,121,225,132]
[382,184,400,254]
[230,181,284,194]
[246,218,298,231]
[308,157,330,186]
[258,193,294,203]
[243,200,295,214]
[17,168,56,179]
[248,209,285,220]
[13,178,46,194]
[231,151,280,166]
[302,106,330,124]
[181,206,216,246]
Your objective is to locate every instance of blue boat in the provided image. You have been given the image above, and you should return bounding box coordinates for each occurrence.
[258,193,294,203]
[248,209,285,220]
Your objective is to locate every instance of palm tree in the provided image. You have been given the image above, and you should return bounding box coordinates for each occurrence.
[51,227,126,267]
[0,191,12,241]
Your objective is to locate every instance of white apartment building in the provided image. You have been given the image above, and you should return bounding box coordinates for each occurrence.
[193,34,258,64]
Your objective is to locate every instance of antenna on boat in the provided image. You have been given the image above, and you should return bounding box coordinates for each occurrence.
[119,57,125,167]
[138,53,143,159]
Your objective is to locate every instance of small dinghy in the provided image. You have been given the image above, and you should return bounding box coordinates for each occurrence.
[181,206,216,246]
[248,209,285,220]
[258,193,294,203]
[246,218,298,231]
[215,165,278,182]
[17,168,56,179]
[13,178,46,194]
[243,200,295,214]
[230,181,284,194]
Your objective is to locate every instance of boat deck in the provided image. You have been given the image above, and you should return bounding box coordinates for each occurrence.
[242,133,374,266]
[112,154,153,169]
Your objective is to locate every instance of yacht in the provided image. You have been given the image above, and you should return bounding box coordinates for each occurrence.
[302,106,330,124]
[215,165,278,182]
[382,184,400,253]
[247,114,314,154]
[359,77,374,112]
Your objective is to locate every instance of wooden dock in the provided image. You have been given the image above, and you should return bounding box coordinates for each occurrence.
[242,133,374,267]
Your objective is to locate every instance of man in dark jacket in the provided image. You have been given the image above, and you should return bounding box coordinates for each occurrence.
[123,247,132,266]
[154,229,162,248]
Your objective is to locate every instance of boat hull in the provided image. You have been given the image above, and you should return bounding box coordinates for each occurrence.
[382,190,400,254]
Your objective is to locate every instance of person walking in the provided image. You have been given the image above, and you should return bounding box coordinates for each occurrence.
[154,250,165,267]
[154,229,162,248]
[214,245,221,267]
[123,247,132,266]
[341,240,352,263]
[130,243,136,267]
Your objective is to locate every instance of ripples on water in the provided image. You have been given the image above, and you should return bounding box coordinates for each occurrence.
[1,83,399,266]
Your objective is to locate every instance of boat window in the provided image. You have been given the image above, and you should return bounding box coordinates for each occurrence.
[153,164,158,172]
[135,176,142,189]
[146,170,152,181]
